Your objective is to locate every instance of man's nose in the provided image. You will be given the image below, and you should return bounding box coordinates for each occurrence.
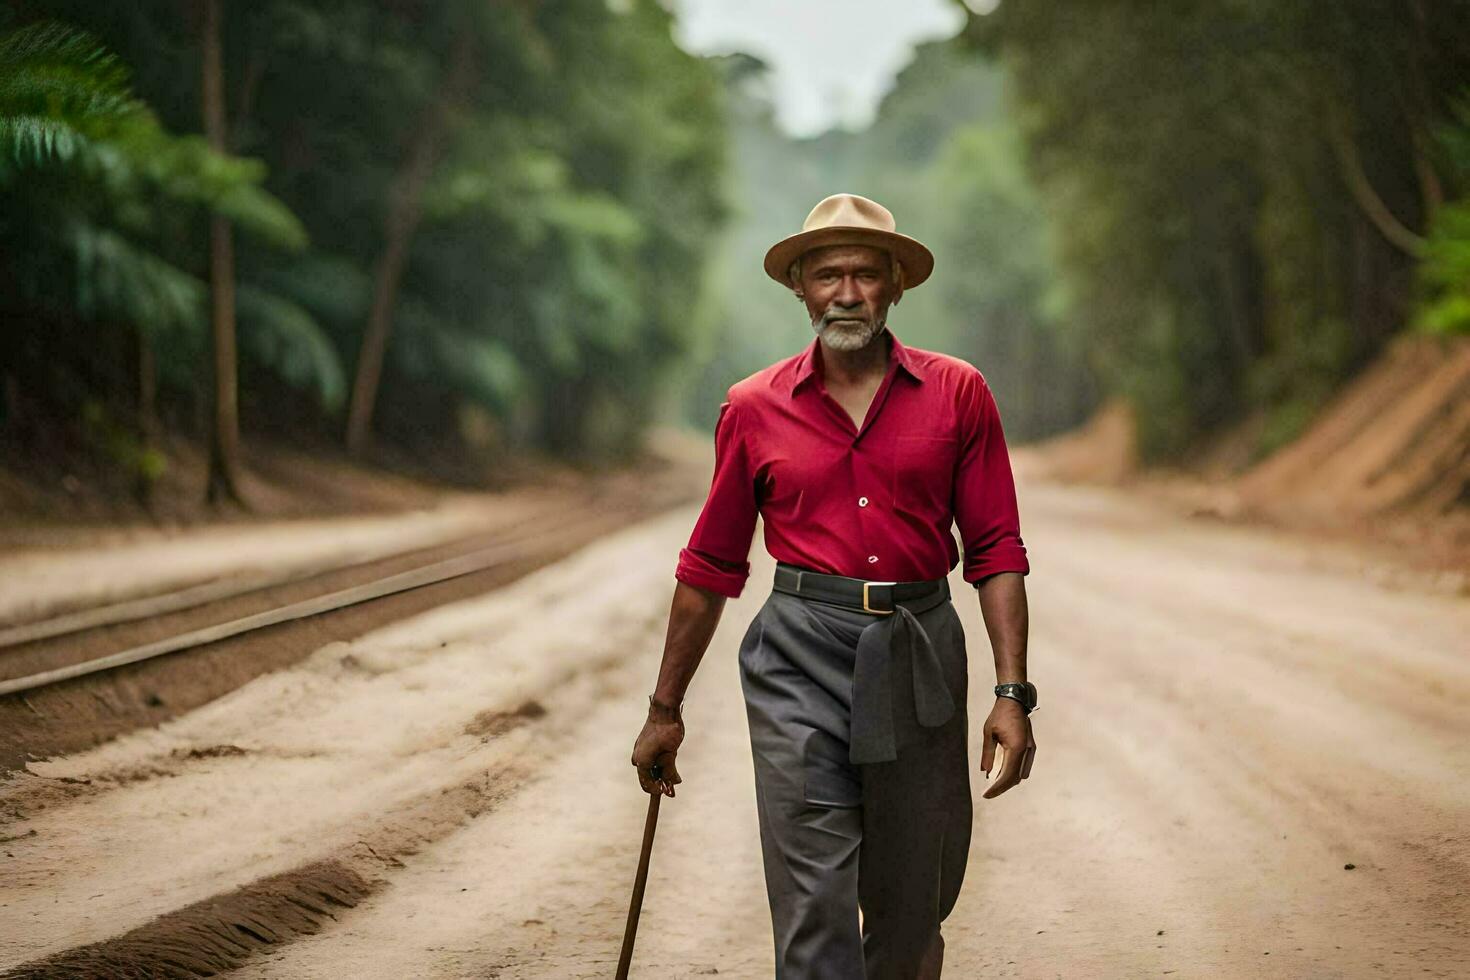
[834,278,862,307]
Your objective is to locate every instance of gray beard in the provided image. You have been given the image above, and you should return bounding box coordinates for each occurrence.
[812,308,887,351]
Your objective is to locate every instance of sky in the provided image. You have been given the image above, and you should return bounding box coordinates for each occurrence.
[671,0,970,138]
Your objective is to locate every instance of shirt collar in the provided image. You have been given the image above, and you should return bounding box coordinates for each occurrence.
[790,327,925,396]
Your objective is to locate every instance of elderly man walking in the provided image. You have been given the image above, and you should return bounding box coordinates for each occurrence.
[631,193,1036,978]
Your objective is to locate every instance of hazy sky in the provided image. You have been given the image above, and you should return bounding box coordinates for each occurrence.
[671,0,969,138]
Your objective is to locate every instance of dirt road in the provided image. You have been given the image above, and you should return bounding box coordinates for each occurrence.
[2,476,1467,978]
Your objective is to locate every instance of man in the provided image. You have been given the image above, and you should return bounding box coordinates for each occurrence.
[631,193,1036,978]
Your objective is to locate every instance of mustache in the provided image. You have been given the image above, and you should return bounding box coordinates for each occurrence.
[819,308,870,325]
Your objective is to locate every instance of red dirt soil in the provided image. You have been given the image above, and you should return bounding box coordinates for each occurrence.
[1019,334,1470,588]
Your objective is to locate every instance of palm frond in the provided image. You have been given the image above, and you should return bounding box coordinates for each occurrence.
[103,123,309,249]
[237,284,347,409]
[430,329,522,409]
[388,295,522,409]
[0,22,306,248]
[0,114,84,163]
[0,21,143,164]
[65,218,206,336]
[211,181,309,250]
[255,253,373,325]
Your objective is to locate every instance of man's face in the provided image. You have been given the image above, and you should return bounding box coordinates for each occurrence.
[795,244,902,352]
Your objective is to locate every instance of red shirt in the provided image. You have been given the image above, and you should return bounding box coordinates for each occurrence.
[675,328,1030,599]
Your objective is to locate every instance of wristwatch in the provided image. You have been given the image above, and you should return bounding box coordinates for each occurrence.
[994,682,1038,715]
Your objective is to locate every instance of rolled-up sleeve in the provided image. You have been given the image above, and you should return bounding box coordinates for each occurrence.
[952,371,1030,586]
[675,393,759,598]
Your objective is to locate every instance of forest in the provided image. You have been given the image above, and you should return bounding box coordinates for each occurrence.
[972,1,1470,458]
[2,0,1467,512]
[1,0,725,510]
[709,2,1470,462]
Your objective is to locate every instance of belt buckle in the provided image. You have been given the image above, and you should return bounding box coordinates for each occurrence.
[862,581,897,615]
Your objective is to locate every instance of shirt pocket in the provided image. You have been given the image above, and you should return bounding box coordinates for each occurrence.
[890,434,959,516]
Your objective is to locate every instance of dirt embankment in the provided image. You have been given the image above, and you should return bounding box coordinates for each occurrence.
[1018,333,1470,589]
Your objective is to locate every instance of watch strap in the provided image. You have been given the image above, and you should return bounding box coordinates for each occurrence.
[993,682,1037,714]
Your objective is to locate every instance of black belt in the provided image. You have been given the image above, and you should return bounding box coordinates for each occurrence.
[772,561,956,765]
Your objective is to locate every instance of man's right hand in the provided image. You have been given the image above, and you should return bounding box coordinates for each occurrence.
[631,711,684,797]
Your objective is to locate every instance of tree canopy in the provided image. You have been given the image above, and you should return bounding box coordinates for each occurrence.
[6,0,1467,502]
[967,0,1470,457]
[1,0,727,503]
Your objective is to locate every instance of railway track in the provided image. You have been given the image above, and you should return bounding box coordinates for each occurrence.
[0,477,709,978]
[0,509,611,697]
[0,468,702,764]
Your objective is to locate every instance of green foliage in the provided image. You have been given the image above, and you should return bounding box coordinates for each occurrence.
[254,252,372,326]
[80,398,167,485]
[916,120,1093,437]
[1414,200,1470,336]
[423,324,523,411]
[124,130,307,250]
[379,0,726,455]
[66,220,203,337]
[237,285,346,409]
[1,0,729,470]
[0,20,304,249]
[0,20,139,163]
[1412,92,1470,336]
[0,13,338,453]
[973,0,1470,460]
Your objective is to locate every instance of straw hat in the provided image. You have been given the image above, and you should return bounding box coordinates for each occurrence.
[763,192,934,290]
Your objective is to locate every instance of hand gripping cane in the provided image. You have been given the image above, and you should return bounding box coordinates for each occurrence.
[615,760,667,979]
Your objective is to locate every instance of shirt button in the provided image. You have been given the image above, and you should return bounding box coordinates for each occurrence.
[858,496,869,507]
[867,555,879,563]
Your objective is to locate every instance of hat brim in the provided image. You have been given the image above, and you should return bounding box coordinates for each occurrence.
[764,227,934,290]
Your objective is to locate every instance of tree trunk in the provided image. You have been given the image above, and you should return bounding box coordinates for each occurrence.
[2,372,17,433]
[1213,234,1264,376]
[1327,110,1426,258]
[1405,0,1444,221]
[201,0,245,506]
[138,330,157,439]
[136,328,159,508]
[345,30,476,456]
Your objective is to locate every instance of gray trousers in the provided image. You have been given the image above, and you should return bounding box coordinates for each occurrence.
[737,584,972,979]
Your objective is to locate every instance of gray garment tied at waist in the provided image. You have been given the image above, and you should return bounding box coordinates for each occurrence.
[772,566,956,765]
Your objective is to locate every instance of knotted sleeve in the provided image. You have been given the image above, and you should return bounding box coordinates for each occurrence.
[952,371,1030,586]
[674,392,759,598]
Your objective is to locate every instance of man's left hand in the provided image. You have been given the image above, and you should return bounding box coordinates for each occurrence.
[980,697,1035,799]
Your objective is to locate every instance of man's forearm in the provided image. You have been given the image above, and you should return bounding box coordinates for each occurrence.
[651,580,729,706]
[975,571,1028,685]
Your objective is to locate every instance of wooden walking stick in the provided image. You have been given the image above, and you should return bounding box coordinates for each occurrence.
[616,761,666,979]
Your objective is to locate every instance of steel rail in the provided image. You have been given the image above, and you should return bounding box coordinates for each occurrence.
[0,516,546,649]
[0,511,609,698]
